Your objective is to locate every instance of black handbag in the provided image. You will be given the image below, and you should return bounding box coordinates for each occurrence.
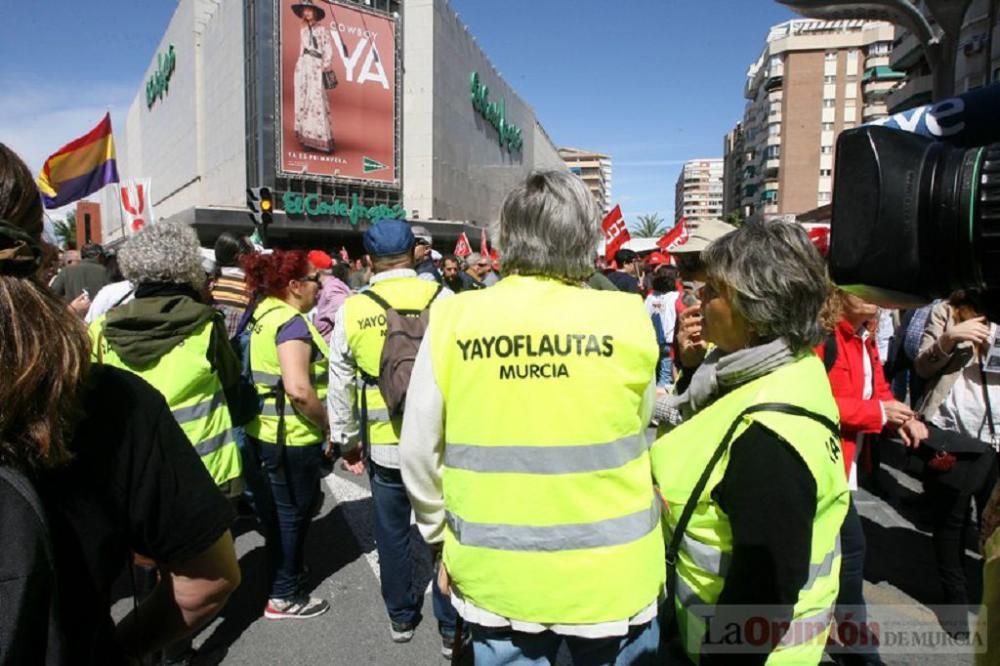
[920,360,996,471]
[322,70,338,90]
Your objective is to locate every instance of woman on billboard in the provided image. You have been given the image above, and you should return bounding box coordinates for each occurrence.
[292,0,336,153]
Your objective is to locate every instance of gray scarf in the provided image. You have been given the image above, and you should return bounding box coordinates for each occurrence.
[655,337,796,428]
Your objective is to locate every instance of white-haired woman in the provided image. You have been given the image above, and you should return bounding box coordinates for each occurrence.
[651,219,850,665]
[89,220,248,497]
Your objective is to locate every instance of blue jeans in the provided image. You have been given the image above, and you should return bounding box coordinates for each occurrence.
[656,355,674,388]
[370,462,457,635]
[257,439,324,600]
[832,498,884,665]
[471,618,660,665]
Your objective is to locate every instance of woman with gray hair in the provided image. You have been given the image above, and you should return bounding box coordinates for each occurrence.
[650,219,850,664]
[89,220,247,497]
[401,170,664,663]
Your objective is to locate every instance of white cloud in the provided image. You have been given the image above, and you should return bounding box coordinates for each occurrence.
[0,77,135,174]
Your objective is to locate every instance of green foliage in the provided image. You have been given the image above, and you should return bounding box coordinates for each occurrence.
[53,211,77,249]
[631,213,666,238]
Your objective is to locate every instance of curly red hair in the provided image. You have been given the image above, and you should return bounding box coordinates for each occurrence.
[242,250,310,298]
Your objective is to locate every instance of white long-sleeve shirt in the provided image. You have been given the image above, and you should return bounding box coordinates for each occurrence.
[399,325,659,637]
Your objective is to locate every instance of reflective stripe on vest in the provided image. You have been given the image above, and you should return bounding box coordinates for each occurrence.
[430,275,664,625]
[675,575,837,649]
[245,297,329,446]
[653,355,850,665]
[445,435,646,475]
[342,277,441,446]
[171,390,226,425]
[89,313,242,488]
[446,497,661,552]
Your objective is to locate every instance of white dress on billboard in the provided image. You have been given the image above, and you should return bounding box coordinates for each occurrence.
[294,25,335,153]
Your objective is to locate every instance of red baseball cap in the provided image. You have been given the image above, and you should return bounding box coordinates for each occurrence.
[646,251,671,266]
[307,250,333,270]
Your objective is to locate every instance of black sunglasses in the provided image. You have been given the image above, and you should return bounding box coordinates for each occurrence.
[297,273,322,285]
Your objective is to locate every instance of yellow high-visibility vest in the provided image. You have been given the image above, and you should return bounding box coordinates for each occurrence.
[652,354,849,665]
[90,314,242,488]
[245,297,329,445]
[341,276,441,446]
[428,275,664,624]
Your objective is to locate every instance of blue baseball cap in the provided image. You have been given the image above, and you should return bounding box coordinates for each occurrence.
[363,219,415,257]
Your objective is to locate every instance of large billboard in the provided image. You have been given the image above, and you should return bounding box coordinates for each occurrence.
[278,0,397,184]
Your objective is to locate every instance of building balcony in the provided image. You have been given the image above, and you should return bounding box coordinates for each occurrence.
[766,134,781,147]
[863,79,897,98]
[764,75,783,92]
[862,102,888,121]
[886,75,933,114]
[865,55,890,69]
[890,30,925,71]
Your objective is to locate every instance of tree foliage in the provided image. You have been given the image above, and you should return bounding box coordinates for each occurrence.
[631,213,666,238]
[53,211,77,249]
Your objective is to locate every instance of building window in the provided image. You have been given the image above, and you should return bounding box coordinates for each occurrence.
[869,41,891,55]
[824,75,836,84]
[820,169,832,176]
[765,145,781,159]
[818,192,832,203]
[768,123,781,136]
[821,146,833,154]
[825,51,837,61]
[823,99,836,108]
[822,122,834,131]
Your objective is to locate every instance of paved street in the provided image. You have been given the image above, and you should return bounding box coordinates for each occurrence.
[111,442,983,665]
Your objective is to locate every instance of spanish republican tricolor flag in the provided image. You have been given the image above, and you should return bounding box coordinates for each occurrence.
[37,113,120,209]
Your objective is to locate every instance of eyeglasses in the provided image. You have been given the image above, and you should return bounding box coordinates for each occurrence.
[298,273,322,285]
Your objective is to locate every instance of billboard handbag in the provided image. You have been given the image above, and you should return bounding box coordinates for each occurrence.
[322,70,338,90]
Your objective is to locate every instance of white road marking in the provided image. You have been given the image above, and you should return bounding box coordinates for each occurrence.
[322,472,381,581]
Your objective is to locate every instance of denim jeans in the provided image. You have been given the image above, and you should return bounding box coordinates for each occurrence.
[369,462,457,635]
[470,618,659,666]
[256,439,324,600]
[656,355,674,388]
[831,498,884,665]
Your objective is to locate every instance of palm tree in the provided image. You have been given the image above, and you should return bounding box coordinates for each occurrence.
[53,211,77,249]
[631,213,666,238]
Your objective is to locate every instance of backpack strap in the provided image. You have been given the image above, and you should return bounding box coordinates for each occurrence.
[664,402,838,620]
[822,334,838,373]
[360,283,443,315]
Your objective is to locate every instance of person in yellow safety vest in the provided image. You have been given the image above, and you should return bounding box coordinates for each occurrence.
[242,249,331,621]
[399,171,664,664]
[650,219,850,665]
[87,220,252,665]
[326,219,459,656]
[88,220,246,498]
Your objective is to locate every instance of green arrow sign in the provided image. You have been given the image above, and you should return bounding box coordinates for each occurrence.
[363,157,388,173]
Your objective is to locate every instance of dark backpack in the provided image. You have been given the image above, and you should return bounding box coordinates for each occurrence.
[360,284,442,418]
[820,334,839,373]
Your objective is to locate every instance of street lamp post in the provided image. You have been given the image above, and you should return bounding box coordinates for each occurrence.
[776,0,974,99]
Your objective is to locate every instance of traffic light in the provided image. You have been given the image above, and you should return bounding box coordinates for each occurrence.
[246,186,274,245]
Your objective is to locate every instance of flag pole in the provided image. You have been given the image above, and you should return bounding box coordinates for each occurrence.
[115,182,128,240]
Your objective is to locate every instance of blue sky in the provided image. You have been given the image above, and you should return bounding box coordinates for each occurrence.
[0,0,797,228]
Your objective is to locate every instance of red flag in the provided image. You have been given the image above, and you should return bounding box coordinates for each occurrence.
[339,246,350,263]
[601,205,631,262]
[480,228,489,258]
[489,246,500,270]
[657,219,688,251]
[807,226,831,257]
[454,232,472,257]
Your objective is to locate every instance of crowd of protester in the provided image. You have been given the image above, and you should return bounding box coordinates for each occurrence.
[3,136,1000,666]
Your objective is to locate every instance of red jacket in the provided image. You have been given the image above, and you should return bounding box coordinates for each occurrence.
[815,319,893,478]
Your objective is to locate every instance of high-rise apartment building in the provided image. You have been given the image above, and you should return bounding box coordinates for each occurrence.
[888,0,1000,113]
[722,124,745,220]
[734,19,896,222]
[559,147,613,213]
[674,159,724,223]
